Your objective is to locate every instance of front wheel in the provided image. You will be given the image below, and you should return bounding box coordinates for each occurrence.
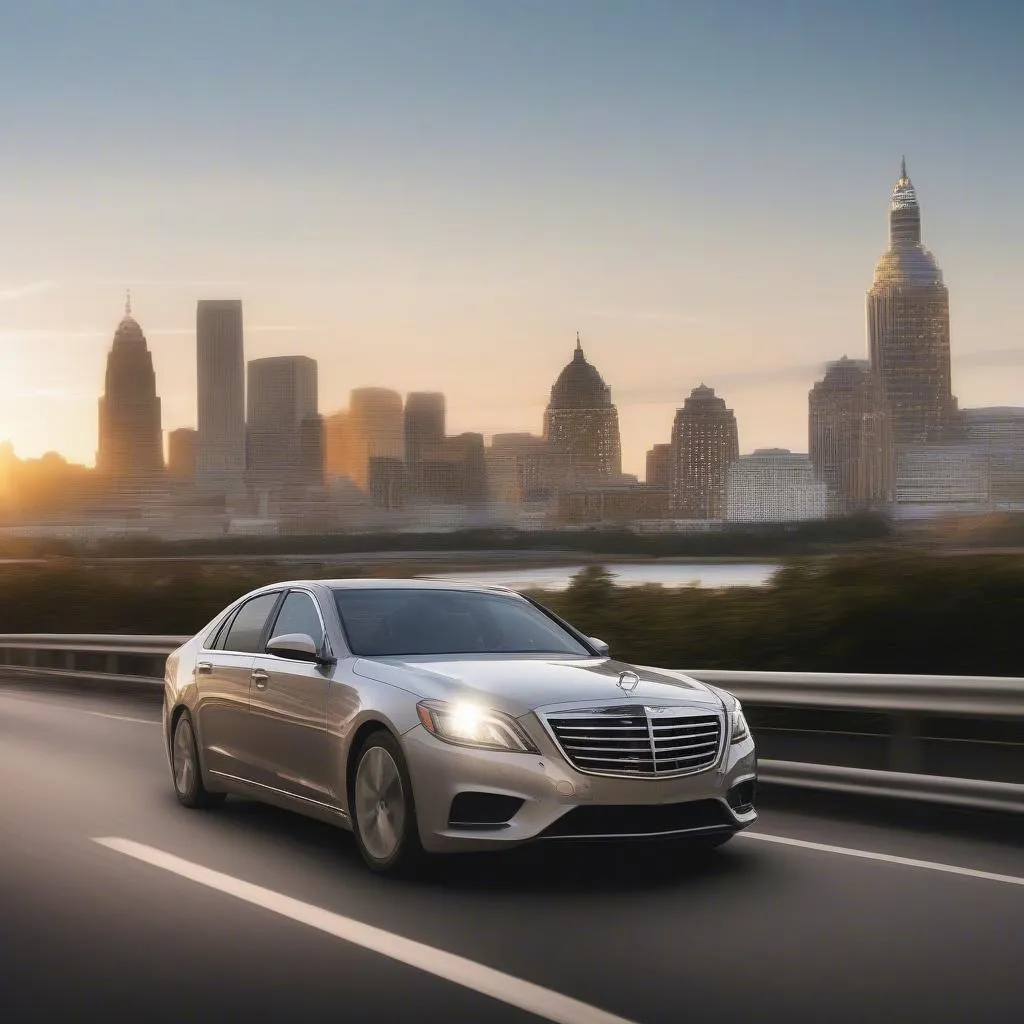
[171,711,225,810]
[350,731,426,876]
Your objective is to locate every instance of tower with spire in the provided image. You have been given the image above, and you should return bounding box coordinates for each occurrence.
[542,333,622,482]
[97,296,164,483]
[867,158,957,453]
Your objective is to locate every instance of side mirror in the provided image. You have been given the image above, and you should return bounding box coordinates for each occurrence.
[588,637,610,657]
[266,632,323,663]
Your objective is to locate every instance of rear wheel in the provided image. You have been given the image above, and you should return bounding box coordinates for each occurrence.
[171,712,225,810]
[351,731,425,876]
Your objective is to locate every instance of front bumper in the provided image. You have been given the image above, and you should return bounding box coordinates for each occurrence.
[402,719,757,854]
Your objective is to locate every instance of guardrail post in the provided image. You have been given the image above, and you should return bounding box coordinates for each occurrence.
[889,713,922,774]
[105,653,118,676]
[64,651,76,671]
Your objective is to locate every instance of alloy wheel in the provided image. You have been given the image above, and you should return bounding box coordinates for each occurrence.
[354,746,406,862]
[173,717,196,797]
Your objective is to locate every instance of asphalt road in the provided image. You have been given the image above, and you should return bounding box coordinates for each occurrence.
[1,679,1021,1024]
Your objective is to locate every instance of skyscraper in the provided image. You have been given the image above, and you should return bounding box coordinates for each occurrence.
[543,334,622,483]
[646,443,672,488]
[196,299,245,492]
[669,385,738,518]
[344,388,404,489]
[867,159,957,449]
[167,427,198,482]
[96,296,163,481]
[246,356,318,486]
[404,392,446,466]
[404,392,446,499]
[809,357,890,512]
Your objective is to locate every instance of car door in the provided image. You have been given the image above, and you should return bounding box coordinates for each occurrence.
[195,591,283,785]
[248,588,333,805]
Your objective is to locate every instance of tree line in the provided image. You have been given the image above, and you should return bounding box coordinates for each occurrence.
[0,552,1020,675]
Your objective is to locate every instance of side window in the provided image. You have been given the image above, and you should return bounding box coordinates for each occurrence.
[206,610,236,650]
[268,591,325,647]
[221,593,281,654]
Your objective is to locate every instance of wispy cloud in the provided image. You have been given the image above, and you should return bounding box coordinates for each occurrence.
[0,329,104,343]
[613,348,1024,406]
[147,325,314,336]
[0,281,53,304]
[0,325,314,346]
[956,347,1024,368]
[8,387,88,400]
[579,308,703,324]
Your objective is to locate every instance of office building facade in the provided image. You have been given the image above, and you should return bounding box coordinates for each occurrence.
[867,160,957,450]
[809,356,890,512]
[246,356,319,487]
[726,449,828,523]
[669,385,738,518]
[543,335,622,483]
[167,427,198,482]
[196,299,245,492]
[961,407,1024,505]
[97,299,163,482]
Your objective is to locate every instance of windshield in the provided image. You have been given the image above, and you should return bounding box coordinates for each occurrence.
[333,588,592,658]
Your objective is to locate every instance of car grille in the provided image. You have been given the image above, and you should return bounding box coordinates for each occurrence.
[545,706,723,778]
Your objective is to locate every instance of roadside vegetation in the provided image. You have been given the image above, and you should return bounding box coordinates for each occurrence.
[0,552,1020,675]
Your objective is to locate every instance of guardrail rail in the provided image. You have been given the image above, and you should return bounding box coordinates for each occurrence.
[0,634,1020,814]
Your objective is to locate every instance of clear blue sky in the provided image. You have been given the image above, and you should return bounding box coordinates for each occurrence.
[1,0,1021,473]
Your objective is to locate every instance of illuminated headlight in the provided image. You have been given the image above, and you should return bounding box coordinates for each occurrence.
[416,700,539,753]
[729,703,750,744]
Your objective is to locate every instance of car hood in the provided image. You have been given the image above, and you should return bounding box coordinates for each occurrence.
[351,655,723,717]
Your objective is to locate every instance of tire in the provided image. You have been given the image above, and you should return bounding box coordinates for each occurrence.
[171,711,226,810]
[350,730,426,876]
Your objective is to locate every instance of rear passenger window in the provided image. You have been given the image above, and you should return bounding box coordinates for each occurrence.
[206,611,235,650]
[222,594,281,654]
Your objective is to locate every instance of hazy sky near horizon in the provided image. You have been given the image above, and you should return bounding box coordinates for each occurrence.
[1,0,1022,475]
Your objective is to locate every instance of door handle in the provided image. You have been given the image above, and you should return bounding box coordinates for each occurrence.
[196,661,213,675]
[252,669,270,690]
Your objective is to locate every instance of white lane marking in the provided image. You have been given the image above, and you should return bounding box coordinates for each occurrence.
[92,837,640,1024]
[84,711,158,726]
[741,831,1024,887]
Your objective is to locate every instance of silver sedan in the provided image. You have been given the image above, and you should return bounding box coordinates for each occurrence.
[163,579,757,874]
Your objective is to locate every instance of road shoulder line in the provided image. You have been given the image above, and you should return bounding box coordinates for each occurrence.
[740,831,1024,886]
[93,837,639,1024]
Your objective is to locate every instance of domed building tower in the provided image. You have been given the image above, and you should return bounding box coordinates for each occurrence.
[543,334,622,483]
[867,158,957,449]
[97,294,164,481]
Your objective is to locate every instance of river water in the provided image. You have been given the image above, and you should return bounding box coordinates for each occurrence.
[430,562,780,591]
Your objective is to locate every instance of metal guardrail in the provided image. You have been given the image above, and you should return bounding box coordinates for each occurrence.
[687,669,1024,718]
[0,634,1021,814]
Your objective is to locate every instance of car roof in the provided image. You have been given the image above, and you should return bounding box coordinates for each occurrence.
[249,578,521,596]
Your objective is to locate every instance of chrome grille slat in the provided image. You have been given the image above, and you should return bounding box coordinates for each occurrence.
[650,718,718,729]
[561,749,647,757]
[652,729,720,741]
[555,726,650,732]
[653,741,718,756]
[546,707,723,778]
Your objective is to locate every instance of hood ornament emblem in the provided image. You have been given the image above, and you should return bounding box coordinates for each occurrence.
[617,670,640,694]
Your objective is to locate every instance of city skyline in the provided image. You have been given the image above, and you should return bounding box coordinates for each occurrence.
[1,2,1022,475]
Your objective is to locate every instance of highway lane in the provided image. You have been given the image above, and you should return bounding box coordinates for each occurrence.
[1,681,1022,1024]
